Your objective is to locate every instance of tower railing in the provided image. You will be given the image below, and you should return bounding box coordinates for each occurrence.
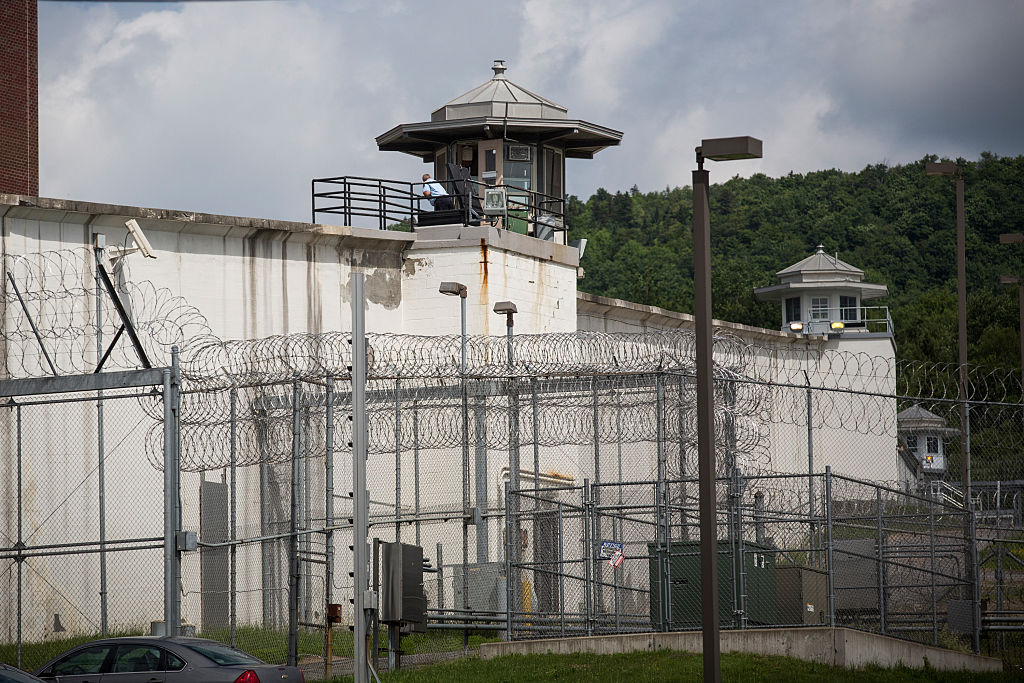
[311,174,568,238]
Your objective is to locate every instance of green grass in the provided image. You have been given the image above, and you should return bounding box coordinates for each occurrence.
[308,651,1021,683]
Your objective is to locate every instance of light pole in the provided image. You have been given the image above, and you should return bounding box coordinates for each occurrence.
[439,281,468,373]
[494,301,517,368]
[693,136,762,683]
[439,281,472,627]
[926,160,978,652]
[494,301,520,619]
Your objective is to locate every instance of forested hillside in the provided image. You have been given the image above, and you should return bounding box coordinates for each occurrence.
[566,153,1024,367]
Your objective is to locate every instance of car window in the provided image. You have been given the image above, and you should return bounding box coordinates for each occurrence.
[183,643,263,666]
[112,645,163,673]
[165,652,186,671]
[51,645,112,675]
[0,666,44,683]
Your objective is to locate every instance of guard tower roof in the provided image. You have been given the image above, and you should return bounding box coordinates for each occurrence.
[376,60,622,160]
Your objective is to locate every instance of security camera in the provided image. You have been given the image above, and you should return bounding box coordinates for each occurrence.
[125,219,157,259]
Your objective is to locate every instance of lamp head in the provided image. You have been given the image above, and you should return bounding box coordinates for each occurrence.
[697,136,763,166]
[493,301,517,315]
[1000,275,1021,285]
[439,281,467,298]
[925,161,957,176]
[494,301,517,328]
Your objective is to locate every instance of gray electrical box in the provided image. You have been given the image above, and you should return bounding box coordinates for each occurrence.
[775,565,828,625]
[833,539,881,611]
[452,562,506,614]
[380,542,426,632]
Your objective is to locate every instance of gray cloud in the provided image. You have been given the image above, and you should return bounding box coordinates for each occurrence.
[37,0,1024,220]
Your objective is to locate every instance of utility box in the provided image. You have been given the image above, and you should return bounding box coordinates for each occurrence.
[833,539,881,612]
[452,562,506,614]
[648,540,776,629]
[775,565,828,625]
[381,542,427,632]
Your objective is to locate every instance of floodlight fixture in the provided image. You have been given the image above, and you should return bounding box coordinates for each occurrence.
[925,161,958,176]
[788,321,804,332]
[439,281,467,298]
[830,321,845,331]
[696,136,763,167]
[1000,275,1021,285]
[125,219,157,259]
[493,301,517,317]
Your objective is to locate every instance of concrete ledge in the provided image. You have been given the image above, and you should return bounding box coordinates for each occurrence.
[479,627,1002,673]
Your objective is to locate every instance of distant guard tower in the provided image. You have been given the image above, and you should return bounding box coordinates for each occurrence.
[754,245,891,339]
[375,60,622,240]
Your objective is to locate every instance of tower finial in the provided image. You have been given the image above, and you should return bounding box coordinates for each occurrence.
[492,59,507,78]
[815,244,825,254]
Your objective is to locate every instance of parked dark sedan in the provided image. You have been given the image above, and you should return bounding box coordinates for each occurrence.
[33,637,303,683]
[0,662,46,683]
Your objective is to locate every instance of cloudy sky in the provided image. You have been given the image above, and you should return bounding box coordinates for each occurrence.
[38,0,1024,222]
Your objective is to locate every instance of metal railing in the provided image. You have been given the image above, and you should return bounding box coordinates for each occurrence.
[797,306,894,336]
[311,174,568,237]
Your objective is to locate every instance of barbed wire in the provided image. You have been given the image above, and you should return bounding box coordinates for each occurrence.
[5,248,1024,478]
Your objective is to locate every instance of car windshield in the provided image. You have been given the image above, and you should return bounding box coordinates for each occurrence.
[184,643,263,667]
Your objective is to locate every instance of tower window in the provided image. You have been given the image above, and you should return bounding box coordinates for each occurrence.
[810,297,829,320]
[840,295,858,321]
[927,436,939,454]
[785,297,801,323]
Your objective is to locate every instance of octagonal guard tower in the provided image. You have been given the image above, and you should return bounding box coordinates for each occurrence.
[375,60,622,241]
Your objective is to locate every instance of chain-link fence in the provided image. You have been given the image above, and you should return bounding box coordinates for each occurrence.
[504,471,972,645]
[4,247,1024,675]
[0,375,171,672]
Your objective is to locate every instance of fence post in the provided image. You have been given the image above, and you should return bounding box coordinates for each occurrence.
[825,466,835,627]
[351,273,371,683]
[558,501,565,637]
[163,349,182,636]
[413,398,421,546]
[94,243,109,637]
[505,481,513,641]
[395,379,401,542]
[583,479,593,636]
[16,403,23,668]
[930,496,937,645]
[971,508,981,654]
[734,468,746,629]
[287,379,301,667]
[229,387,237,648]
[805,372,815,519]
[875,486,885,638]
[474,394,488,562]
[324,377,335,668]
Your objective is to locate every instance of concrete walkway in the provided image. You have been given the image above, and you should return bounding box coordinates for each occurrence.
[480,627,1002,673]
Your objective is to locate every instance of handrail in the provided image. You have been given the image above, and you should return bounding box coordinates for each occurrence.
[796,305,894,335]
[311,174,569,237]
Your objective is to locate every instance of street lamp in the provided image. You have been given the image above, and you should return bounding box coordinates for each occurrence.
[493,301,517,368]
[439,281,472,627]
[693,136,762,683]
[439,281,468,373]
[925,160,978,653]
[494,300,520,619]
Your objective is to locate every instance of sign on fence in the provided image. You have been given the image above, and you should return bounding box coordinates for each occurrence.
[600,541,625,568]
